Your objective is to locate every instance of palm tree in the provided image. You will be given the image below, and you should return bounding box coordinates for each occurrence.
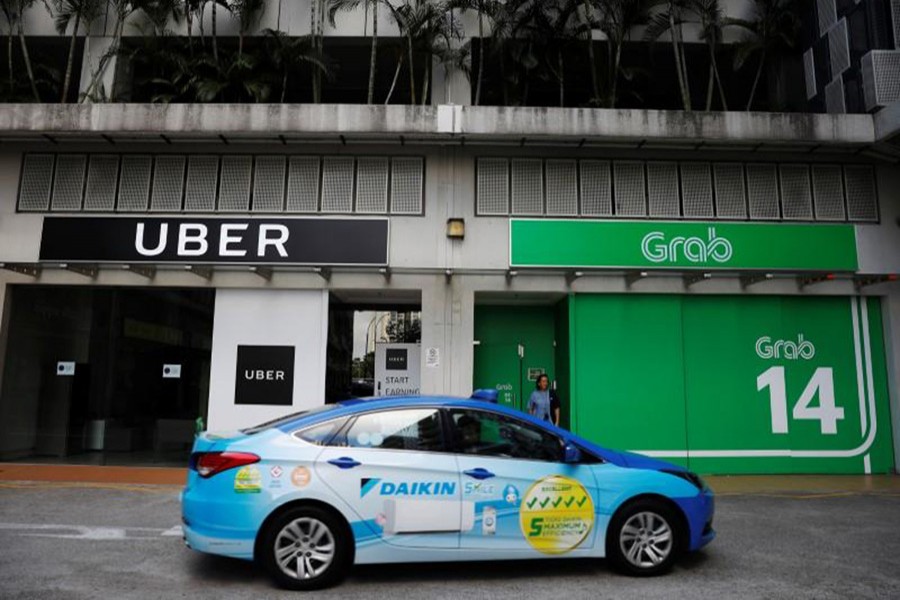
[593,0,652,108]
[450,0,502,106]
[227,0,263,59]
[726,0,800,111]
[690,0,726,110]
[645,0,692,110]
[263,28,327,102]
[54,0,105,102]
[329,0,385,104]
[1,0,42,101]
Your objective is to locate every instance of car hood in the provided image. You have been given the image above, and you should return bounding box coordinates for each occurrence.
[577,439,686,473]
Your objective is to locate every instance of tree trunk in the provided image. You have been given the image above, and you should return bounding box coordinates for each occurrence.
[311,0,318,101]
[367,0,377,104]
[610,41,622,108]
[186,7,194,56]
[238,30,244,59]
[281,70,287,103]
[705,62,713,110]
[199,3,206,49]
[385,52,403,104]
[420,55,429,105]
[212,1,219,63]
[474,1,484,106]
[9,26,15,91]
[669,6,690,111]
[408,33,415,104]
[62,13,82,102]
[581,0,598,104]
[557,48,564,108]
[83,13,124,102]
[17,23,40,102]
[712,47,727,110]
[746,49,765,111]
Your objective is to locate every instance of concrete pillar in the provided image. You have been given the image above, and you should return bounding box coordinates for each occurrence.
[885,292,900,473]
[420,277,474,397]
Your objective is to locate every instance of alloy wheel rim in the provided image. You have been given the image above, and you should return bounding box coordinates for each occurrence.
[274,517,336,580]
[619,511,673,568]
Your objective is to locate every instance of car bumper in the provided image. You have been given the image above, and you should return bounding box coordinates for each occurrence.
[674,488,716,552]
[181,483,260,561]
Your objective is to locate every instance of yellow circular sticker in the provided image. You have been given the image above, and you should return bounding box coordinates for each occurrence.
[519,475,594,554]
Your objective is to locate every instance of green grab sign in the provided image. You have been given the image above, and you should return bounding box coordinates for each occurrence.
[569,294,894,474]
[510,219,858,271]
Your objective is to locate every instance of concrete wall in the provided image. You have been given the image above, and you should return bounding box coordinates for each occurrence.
[207,289,328,431]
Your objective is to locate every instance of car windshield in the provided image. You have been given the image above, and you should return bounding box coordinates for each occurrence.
[240,403,341,434]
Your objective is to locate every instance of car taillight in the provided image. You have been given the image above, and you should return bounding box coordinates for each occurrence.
[193,452,260,478]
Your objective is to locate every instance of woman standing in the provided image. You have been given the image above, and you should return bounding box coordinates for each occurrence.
[528,374,561,426]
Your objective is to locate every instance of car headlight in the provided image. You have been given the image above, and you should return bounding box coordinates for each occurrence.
[662,469,706,491]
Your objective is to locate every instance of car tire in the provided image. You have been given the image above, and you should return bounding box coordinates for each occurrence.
[606,499,682,577]
[259,505,352,590]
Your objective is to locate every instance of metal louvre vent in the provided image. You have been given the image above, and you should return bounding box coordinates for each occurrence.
[150,155,186,212]
[824,77,846,114]
[51,154,86,211]
[286,156,320,212]
[779,165,813,220]
[844,165,878,221]
[647,162,679,217]
[579,160,612,216]
[803,48,817,100]
[117,155,152,211]
[477,158,509,215]
[713,163,747,219]
[680,163,713,218]
[355,157,389,214]
[18,154,55,211]
[614,161,646,217]
[218,155,252,212]
[321,157,355,213]
[817,0,837,36]
[83,155,119,211]
[545,160,578,216]
[812,165,846,221]
[861,50,900,111]
[252,156,286,213]
[828,19,851,77]
[511,159,543,215]
[746,164,780,220]
[184,155,219,212]
[390,157,424,214]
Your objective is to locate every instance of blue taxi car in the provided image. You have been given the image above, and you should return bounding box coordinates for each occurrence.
[182,393,715,590]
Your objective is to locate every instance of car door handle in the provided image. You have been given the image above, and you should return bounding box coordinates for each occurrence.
[327,457,362,469]
[463,468,495,480]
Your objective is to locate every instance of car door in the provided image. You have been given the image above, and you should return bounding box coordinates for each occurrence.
[449,408,600,555]
[314,407,463,549]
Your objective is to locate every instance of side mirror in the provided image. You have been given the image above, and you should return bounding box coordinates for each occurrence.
[563,443,581,464]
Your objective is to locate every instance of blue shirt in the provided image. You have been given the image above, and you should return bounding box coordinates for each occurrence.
[528,390,551,421]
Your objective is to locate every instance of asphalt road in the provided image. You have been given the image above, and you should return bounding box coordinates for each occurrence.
[0,481,898,599]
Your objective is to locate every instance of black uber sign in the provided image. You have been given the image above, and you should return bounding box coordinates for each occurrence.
[385,348,408,371]
[235,345,295,406]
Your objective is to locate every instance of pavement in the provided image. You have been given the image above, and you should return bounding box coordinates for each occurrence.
[0,471,898,599]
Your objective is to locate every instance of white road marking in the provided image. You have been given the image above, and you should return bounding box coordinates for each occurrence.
[0,522,182,540]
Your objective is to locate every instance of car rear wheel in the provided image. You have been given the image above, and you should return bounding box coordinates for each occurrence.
[607,499,681,576]
[260,506,351,590]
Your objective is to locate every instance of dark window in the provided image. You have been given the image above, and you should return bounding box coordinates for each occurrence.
[294,419,348,446]
[341,409,444,452]
[448,409,564,462]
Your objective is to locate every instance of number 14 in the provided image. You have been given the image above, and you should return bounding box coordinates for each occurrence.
[757,367,845,435]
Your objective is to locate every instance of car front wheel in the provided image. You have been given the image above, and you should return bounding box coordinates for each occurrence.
[607,499,682,576]
[260,506,352,590]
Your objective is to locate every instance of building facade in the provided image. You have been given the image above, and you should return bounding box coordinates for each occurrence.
[0,0,898,475]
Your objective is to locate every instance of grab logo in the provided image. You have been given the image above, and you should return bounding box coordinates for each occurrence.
[641,227,733,264]
[755,335,816,360]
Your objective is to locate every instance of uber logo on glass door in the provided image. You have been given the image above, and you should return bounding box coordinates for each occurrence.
[234,345,295,406]
[385,348,408,371]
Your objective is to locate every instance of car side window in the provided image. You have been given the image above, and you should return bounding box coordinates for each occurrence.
[340,409,444,452]
[294,418,348,446]
[448,409,564,462]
